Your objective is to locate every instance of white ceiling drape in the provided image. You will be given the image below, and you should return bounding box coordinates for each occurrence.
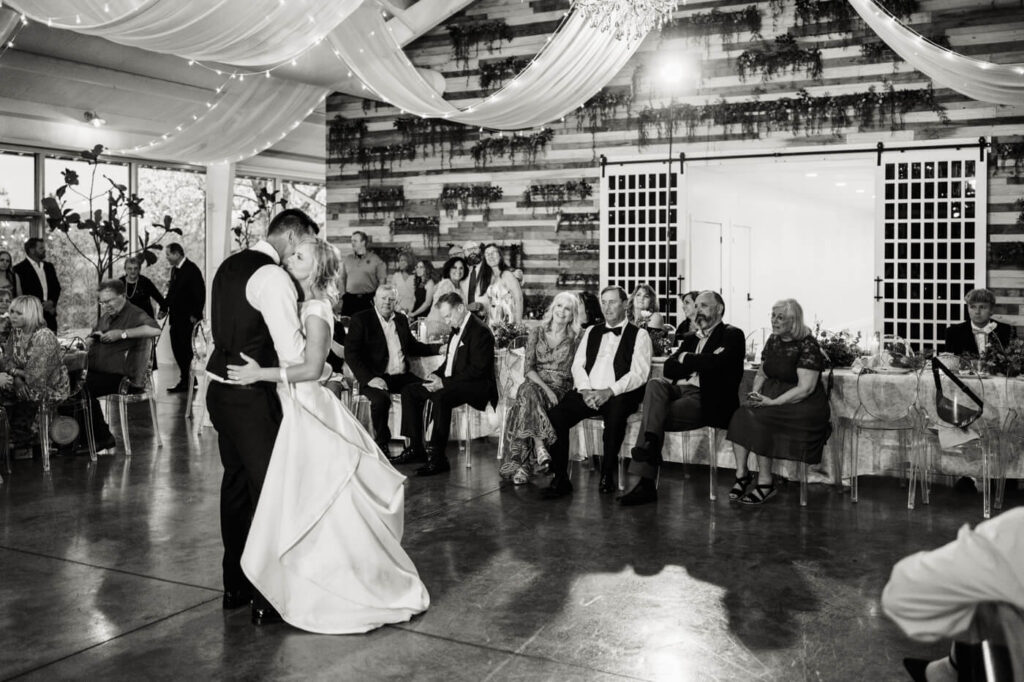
[329,3,643,130]
[6,0,362,66]
[848,0,1024,106]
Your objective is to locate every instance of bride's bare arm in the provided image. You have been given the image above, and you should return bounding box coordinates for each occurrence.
[227,315,331,384]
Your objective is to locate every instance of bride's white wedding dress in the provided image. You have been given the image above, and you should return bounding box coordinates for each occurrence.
[241,299,429,634]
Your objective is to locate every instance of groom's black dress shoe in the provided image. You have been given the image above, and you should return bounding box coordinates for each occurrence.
[416,455,451,476]
[390,446,426,465]
[618,478,657,506]
[598,474,617,494]
[540,476,573,500]
[251,605,284,626]
[901,658,929,682]
[222,589,252,610]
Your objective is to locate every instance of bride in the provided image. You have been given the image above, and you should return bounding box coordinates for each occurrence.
[227,238,429,634]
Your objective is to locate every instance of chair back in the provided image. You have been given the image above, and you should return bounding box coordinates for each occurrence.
[854,369,920,422]
[191,319,212,360]
[498,334,529,398]
[61,338,89,400]
[971,602,1024,682]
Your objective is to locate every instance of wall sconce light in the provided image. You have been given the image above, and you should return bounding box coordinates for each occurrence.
[84,111,106,127]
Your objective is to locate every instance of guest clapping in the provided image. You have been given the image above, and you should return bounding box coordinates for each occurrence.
[627,284,664,329]
[942,288,1014,356]
[542,286,651,499]
[727,299,830,505]
[390,251,417,314]
[499,292,582,485]
[426,256,466,337]
[409,259,436,320]
[622,291,745,506]
[479,244,523,324]
[1,296,69,449]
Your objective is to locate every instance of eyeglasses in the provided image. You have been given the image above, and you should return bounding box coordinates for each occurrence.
[98,297,120,306]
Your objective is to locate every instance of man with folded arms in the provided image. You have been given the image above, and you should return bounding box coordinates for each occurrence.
[620,290,745,506]
[541,285,651,500]
[395,292,498,476]
[345,284,438,456]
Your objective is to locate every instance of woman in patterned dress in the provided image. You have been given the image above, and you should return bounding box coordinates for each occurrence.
[498,292,583,485]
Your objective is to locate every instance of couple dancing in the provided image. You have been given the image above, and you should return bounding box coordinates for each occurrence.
[205,209,429,633]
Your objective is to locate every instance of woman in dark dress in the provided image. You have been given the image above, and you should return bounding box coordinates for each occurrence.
[498,291,582,485]
[409,259,436,320]
[119,256,165,318]
[727,298,830,505]
[675,290,700,343]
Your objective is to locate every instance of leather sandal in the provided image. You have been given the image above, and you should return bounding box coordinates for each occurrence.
[739,482,777,505]
[729,472,754,500]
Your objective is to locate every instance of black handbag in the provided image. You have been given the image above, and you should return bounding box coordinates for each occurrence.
[931,356,983,429]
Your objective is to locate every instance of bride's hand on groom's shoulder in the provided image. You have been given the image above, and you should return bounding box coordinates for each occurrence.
[227,352,263,385]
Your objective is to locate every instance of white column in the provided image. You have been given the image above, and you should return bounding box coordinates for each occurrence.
[204,162,235,316]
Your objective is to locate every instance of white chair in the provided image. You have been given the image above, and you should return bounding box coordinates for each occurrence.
[105,338,163,457]
[185,319,211,430]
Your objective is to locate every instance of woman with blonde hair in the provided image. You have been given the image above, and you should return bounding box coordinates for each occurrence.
[2,295,69,449]
[226,238,429,634]
[726,298,830,505]
[627,284,664,329]
[498,291,583,485]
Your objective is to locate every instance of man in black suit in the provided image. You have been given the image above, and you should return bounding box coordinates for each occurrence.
[942,288,1015,357]
[395,291,498,476]
[162,243,206,393]
[541,285,652,500]
[345,284,438,455]
[205,208,318,626]
[13,237,61,331]
[620,290,746,506]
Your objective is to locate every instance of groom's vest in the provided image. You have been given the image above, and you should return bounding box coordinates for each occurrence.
[206,249,279,379]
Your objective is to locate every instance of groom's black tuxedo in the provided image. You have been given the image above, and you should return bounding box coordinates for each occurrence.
[206,246,288,611]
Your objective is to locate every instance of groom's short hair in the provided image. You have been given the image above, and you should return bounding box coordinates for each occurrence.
[268,209,319,236]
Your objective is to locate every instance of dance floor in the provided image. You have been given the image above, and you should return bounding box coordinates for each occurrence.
[1,370,1018,681]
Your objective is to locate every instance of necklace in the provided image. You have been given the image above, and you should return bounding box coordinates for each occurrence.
[126,278,139,299]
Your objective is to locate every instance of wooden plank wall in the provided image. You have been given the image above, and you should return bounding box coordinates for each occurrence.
[326,0,1024,323]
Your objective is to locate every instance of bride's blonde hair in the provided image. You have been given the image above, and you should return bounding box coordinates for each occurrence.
[305,239,341,304]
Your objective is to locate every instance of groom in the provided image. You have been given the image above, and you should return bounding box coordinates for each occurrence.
[206,208,319,626]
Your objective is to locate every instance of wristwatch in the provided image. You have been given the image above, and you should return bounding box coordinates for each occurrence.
[120,330,128,340]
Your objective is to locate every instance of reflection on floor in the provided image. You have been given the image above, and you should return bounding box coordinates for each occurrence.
[1,377,1018,681]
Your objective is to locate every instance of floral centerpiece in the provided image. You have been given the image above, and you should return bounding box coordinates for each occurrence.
[492,320,529,349]
[813,323,863,368]
[648,326,676,357]
[983,337,1024,376]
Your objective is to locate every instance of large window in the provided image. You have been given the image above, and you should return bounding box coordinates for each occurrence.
[0,152,35,210]
[137,166,206,300]
[232,177,325,251]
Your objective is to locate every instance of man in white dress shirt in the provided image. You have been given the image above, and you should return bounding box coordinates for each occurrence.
[541,285,652,500]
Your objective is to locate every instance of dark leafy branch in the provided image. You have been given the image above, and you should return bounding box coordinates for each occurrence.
[662,6,762,44]
[469,128,554,168]
[736,34,822,82]
[448,20,514,69]
[478,56,531,90]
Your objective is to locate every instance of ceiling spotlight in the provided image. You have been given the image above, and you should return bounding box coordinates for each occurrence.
[84,111,106,127]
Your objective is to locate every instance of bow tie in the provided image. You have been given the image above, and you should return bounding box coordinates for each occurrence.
[602,325,623,337]
[451,327,461,335]
[972,322,997,335]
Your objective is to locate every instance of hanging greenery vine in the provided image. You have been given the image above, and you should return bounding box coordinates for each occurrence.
[990,239,1024,268]
[394,117,474,168]
[523,179,594,212]
[448,20,514,69]
[478,56,531,89]
[636,83,947,146]
[793,0,856,32]
[327,116,368,167]
[469,128,554,168]
[860,33,948,64]
[993,140,1024,176]
[437,184,504,220]
[736,34,822,82]
[662,6,761,45]
[391,216,440,236]
[357,186,405,219]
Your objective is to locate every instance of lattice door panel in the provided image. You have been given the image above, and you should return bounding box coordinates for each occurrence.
[875,150,987,352]
[600,167,680,320]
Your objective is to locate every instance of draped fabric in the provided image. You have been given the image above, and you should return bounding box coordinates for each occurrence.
[126,78,327,164]
[848,0,1024,106]
[329,4,644,130]
[6,0,362,66]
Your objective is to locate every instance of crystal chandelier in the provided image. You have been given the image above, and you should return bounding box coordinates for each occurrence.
[571,0,679,44]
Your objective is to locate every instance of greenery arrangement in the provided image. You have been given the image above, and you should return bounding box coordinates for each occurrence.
[736,34,822,82]
[394,117,474,168]
[860,33,949,64]
[793,0,855,32]
[41,145,181,284]
[478,56,531,89]
[332,144,417,177]
[556,272,599,287]
[448,20,514,69]
[437,184,504,218]
[523,179,593,210]
[989,240,1024,268]
[468,128,554,168]
[357,186,404,219]
[557,212,599,230]
[232,186,286,250]
[983,338,1024,377]
[327,116,368,165]
[813,323,863,367]
[390,216,440,235]
[558,241,600,259]
[993,139,1024,176]
[648,327,676,357]
[662,6,762,44]
[491,319,529,349]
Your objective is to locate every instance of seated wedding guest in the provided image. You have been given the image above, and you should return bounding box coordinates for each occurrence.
[542,285,651,499]
[577,291,603,328]
[942,288,1014,356]
[622,290,745,506]
[119,255,165,319]
[478,243,523,324]
[676,290,700,342]
[726,299,830,505]
[80,280,162,452]
[627,284,664,329]
[394,292,498,476]
[0,250,19,292]
[0,296,69,450]
[498,292,583,485]
[882,507,1024,682]
[0,288,13,345]
[409,259,436,320]
[345,284,439,455]
[426,256,466,337]
[389,251,417,314]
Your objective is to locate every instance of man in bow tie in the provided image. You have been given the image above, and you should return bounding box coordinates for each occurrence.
[398,291,498,476]
[942,288,1015,357]
[541,285,652,499]
[619,290,745,506]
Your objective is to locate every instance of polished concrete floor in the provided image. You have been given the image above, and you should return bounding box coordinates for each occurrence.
[1,374,1019,681]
